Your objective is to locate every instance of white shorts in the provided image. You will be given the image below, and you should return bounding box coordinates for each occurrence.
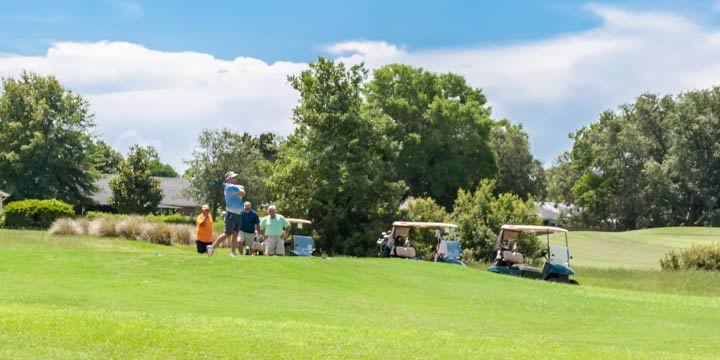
[265,236,285,256]
[239,231,256,247]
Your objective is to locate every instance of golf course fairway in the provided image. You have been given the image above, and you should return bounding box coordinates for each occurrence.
[1,230,719,359]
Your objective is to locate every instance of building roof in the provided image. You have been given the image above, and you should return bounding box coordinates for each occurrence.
[0,190,9,198]
[92,174,199,208]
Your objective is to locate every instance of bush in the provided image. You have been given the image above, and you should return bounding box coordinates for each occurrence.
[48,218,79,236]
[84,211,124,221]
[146,213,194,225]
[74,219,91,235]
[660,243,720,271]
[170,224,195,245]
[116,216,146,240]
[89,217,119,237]
[144,222,173,245]
[3,199,75,229]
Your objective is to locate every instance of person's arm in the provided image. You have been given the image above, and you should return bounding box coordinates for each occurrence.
[282,226,291,240]
[281,217,291,240]
[200,214,209,225]
[237,185,246,198]
[258,218,266,237]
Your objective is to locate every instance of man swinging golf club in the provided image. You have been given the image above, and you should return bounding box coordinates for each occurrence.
[207,171,245,257]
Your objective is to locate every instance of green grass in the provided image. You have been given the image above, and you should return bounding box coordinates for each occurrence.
[2,230,720,359]
[550,227,720,269]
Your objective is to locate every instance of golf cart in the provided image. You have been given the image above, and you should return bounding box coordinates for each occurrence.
[285,218,315,256]
[487,225,577,284]
[377,221,463,265]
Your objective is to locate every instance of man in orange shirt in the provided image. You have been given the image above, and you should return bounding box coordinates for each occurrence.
[196,204,214,255]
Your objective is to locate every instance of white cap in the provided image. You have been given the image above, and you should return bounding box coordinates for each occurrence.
[225,171,238,180]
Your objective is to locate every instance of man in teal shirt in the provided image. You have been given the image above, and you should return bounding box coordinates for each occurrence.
[259,205,291,256]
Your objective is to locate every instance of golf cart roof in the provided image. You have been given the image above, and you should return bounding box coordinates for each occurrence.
[287,218,312,225]
[392,221,458,229]
[501,224,568,233]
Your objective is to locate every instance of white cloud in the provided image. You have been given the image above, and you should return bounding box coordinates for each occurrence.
[1,4,719,171]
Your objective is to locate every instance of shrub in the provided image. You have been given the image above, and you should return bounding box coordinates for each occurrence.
[116,216,146,240]
[48,218,79,236]
[146,213,194,225]
[660,243,720,271]
[3,199,75,229]
[144,222,173,245]
[84,211,128,221]
[89,217,119,237]
[74,219,91,235]
[170,224,195,245]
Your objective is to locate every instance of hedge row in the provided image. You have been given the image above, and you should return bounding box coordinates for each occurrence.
[2,199,74,229]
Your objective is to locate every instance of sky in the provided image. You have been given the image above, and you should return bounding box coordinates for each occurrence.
[2,0,720,172]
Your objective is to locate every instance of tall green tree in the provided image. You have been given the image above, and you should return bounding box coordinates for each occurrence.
[269,58,405,255]
[110,145,163,214]
[566,89,720,230]
[184,129,270,216]
[91,140,123,174]
[491,120,545,200]
[366,64,497,209]
[0,72,97,205]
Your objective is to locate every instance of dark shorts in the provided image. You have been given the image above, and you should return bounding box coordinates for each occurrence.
[224,211,242,235]
[196,240,211,254]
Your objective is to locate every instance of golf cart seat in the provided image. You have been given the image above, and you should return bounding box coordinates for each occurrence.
[291,235,315,256]
[502,251,525,264]
[395,246,416,258]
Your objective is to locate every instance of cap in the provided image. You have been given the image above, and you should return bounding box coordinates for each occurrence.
[201,204,210,210]
[225,171,238,180]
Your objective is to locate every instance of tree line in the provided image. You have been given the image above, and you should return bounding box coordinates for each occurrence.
[3,59,718,256]
[544,89,720,231]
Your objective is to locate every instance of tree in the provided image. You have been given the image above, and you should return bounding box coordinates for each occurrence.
[110,145,163,214]
[565,89,720,230]
[452,180,541,261]
[91,140,123,174]
[140,146,179,177]
[0,72,97,205]
[366,64,497,209]
[544,151,577,204]
[184,129,271,217]
[269,57,405,255]
[491,120,545,200]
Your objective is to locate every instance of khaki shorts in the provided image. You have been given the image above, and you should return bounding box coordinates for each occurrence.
[265,236,285,256]
[239,231,256,247]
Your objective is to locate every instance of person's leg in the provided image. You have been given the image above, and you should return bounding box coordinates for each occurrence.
[212,212,233,249]
[230,231,239,256]
[265,236,276,256]
[276,236,285,256]
[196,240,207,254]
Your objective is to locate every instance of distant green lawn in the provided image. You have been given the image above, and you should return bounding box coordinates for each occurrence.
[550,227,720,269]
[1,230,720,359]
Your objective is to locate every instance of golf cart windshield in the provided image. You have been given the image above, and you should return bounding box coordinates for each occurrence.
[549,244,571,264]
[292,235,314,256]
[445,240,462,260]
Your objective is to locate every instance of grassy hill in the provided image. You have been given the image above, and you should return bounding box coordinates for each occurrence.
[550,227,720,269]
[1,229,720,359]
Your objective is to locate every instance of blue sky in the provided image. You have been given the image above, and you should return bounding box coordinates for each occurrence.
[2,0,720,171]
